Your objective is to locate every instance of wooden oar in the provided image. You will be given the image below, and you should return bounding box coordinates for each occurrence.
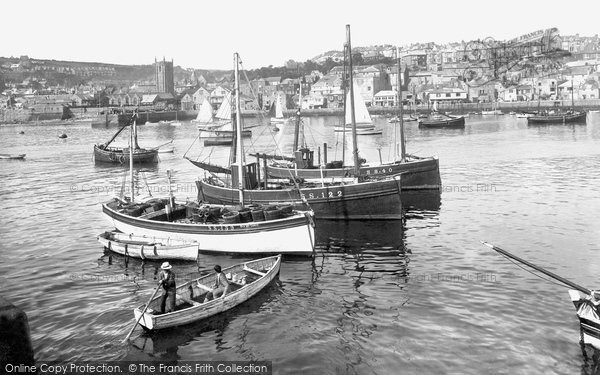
[123,284,162,343]
[481,241,591,294]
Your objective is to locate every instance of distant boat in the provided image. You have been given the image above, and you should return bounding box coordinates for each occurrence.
[527,110,587,124]
[516,112,536,118]
[132,255,281,330]
[333,87,377,133]
[194,99,219,130]
[58,133,67,139]
[170,111,182,126]
[269,93,288,125]
[419,113,465,128]
[157,145,174,153]
[197,93,232,131]
[19,131,25,134]
[0,153,26,160]
[94,114,158,165]
[98,230,199,261]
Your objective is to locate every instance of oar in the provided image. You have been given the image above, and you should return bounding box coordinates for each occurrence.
[481,241,591,294]
[123,283,162,343]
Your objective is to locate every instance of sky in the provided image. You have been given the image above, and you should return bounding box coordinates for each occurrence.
[2,0,599,70]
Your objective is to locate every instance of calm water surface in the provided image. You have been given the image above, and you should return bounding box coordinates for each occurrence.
[1,113,599,374]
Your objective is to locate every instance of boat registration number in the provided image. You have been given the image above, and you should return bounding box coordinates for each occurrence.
[301,191,343,200]
[365,167,394,175]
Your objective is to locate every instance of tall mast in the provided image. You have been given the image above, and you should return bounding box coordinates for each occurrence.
[397,48,406,162]
[293,81,301,151]
[129,117,135,203]
[346,25,359,175]
[571,79,574,109]
[342,43,348,168]
[234,52,244,207]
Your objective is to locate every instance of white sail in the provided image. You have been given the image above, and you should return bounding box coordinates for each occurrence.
[215,92,232,121]
[345,81,372,126]
[195,99,214,123]
[275,93,285,119]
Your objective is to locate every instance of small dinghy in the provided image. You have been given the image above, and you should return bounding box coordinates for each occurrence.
[97,231,199,261]
[0,153,26,160]
[58,133,67,139]
[131,255,281,331]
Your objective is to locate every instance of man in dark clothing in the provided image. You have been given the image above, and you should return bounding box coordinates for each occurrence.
[159,262,176,313]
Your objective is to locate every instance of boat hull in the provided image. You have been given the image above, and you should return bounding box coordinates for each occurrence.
[527,112,587,124]
[102,201,315,256]
[197,176,403,220]
[419,116,465,128]
[97,231,199,261]
[266,157,440,190]
[93,145,158,164]
[569,290,600,350]
[0,154,26,160]
[134,256,281,330]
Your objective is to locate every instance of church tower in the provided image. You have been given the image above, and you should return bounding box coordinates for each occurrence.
[155,57,174,94]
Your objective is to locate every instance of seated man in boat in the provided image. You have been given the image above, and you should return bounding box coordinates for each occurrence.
[158,262,176,313]
[204,265,229,302]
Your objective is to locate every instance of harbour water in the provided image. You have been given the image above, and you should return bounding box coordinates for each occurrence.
[0,113,599,374]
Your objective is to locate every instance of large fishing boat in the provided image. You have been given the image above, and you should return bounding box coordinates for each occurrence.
[197,26,403,220]
[264,48,440,190]
[102,55,315,256]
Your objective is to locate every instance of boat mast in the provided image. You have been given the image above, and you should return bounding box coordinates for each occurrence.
[234,52,245,207]
[346,25,359,175]
[342,43,348,168]
[293,83,301,151]
[397,48,406,162]
[571,80,574,109]
[129,117,135,203]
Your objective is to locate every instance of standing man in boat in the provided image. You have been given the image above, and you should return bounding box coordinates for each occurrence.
[204,265,229,301]
[158,262,176,314]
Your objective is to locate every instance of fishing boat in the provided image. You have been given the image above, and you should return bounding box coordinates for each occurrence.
[103,55,315,256]
[132,255,281,330]
[527,81,587,125]
[194,99,219,130]
[97,230,199,261]
[333,87,378,133]
[0,153,26,160]
[418,113,465,128]
[265,48,439,190]
[516,112,536,118]
[482,242,600,350]
[198,93,251,146]
[93,114,158,165]
[269,93,288,125]
[527,110,587,124]
[197,26,404,220]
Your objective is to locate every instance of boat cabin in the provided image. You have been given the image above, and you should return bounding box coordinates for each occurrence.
[294,148,315,169]
[231,161,259,189]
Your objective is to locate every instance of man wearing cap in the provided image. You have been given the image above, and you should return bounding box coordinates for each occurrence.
[204,265,229,302]
[159,262,176,314]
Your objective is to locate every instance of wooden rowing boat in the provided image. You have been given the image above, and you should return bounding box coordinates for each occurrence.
[133,255,281,330]
[97,231,199,261]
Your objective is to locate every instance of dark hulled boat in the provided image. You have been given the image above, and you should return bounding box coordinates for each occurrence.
[197,25,403,220]
[419,113,465,128]
[94,114,157,165]
[527,111,587,124]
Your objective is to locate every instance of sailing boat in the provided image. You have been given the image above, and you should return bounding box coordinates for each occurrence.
[170,110,182,126]
[333,86,380,135]
[199,92,251,145]
[264,47,441,190]
[197,25,404,219]
[101,53,315,256]
[194,99,216,130]
[269,92,287,125]
[93,113,158,164]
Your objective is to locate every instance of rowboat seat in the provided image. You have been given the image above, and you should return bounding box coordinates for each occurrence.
[196,282,213,292]
[176,294,201,307]
[243,265,266,277]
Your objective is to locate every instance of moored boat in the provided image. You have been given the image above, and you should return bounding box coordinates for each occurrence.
[97,230,199,261]
[133,255,281,330]
[527,110,587,124]
[94,114,158,165]
[0,153,26,160]
[418,113,465,128]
